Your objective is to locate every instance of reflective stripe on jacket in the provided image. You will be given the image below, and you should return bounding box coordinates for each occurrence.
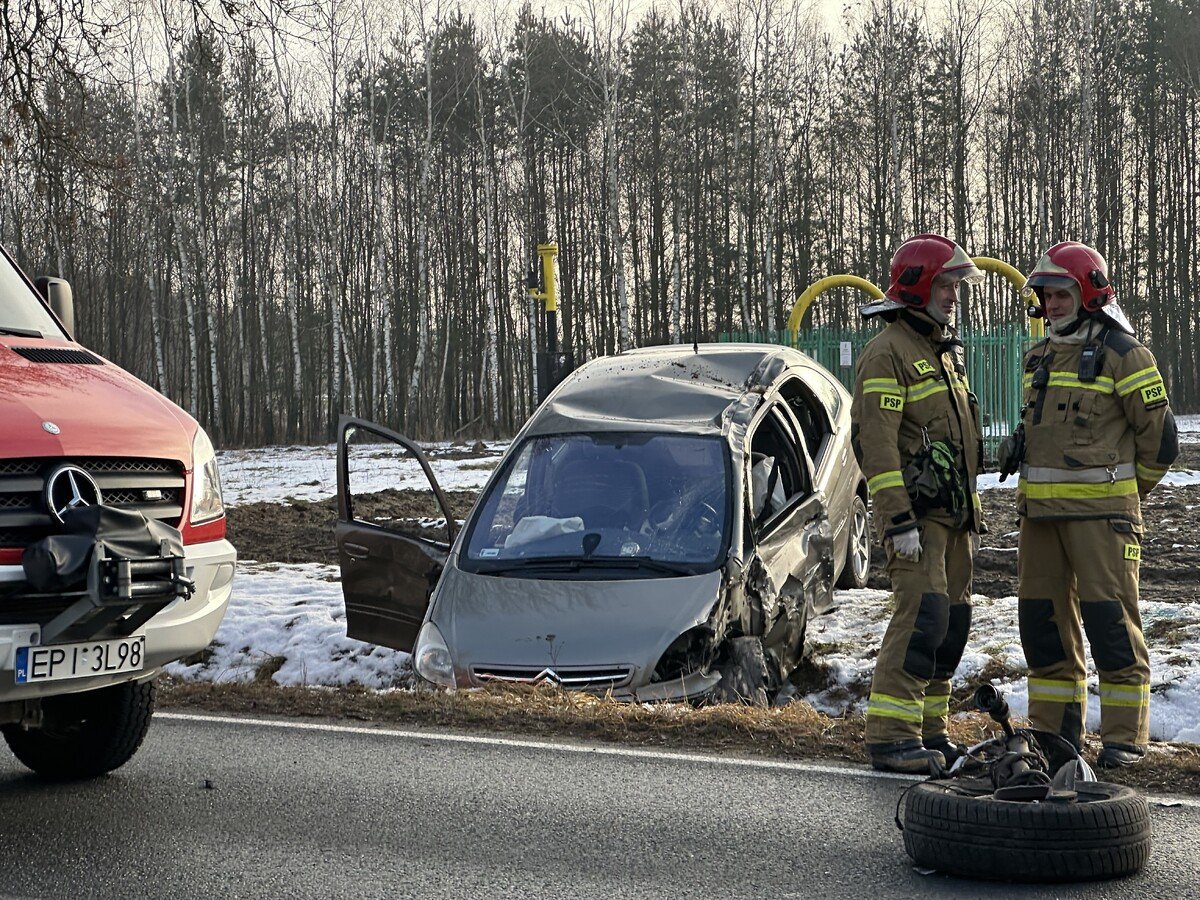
[1018,328,1179,522]
[851,310,984,536]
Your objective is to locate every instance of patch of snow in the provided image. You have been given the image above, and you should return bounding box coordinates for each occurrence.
[1177,414,1200,441]
[217,441,510,506]
[165,564,411,689]
[807,589,1200,745]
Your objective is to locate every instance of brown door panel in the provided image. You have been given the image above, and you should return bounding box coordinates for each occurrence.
[336,520,447,651]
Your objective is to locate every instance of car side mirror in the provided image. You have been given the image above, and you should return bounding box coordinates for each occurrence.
[33,276,75,339]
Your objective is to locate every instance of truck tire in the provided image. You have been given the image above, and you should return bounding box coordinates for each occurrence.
[712,636,770,706]
[903,780,1151,882]
[3,679,156,780]
[836,494,870,590]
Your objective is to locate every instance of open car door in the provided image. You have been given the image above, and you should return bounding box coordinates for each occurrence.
[336,416,458,652]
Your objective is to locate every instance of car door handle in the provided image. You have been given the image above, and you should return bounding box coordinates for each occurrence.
[344,542,370,560]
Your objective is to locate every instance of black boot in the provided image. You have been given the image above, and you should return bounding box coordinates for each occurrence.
[924,735,965,768]
[868,739,946,774]
[1097,744,1145,769]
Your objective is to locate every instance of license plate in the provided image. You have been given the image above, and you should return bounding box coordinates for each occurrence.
[15,636,146,685]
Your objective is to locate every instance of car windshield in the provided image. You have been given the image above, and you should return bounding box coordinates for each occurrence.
[0,250,62,337]
[464,432,729,571]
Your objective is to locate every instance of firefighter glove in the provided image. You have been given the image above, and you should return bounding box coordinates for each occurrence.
[892,526,922,562]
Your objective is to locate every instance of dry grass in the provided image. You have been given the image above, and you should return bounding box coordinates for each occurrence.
[157,678,1200,795]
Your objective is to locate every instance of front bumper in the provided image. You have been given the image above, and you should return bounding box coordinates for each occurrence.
[0,538,235,702]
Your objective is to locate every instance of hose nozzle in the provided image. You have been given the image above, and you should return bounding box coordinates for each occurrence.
[974,684,1015,737]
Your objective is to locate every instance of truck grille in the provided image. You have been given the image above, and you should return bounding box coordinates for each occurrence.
[0,457,186,551]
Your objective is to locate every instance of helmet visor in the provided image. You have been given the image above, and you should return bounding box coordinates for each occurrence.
[939,246,985,285]
[1021,273,1077,299]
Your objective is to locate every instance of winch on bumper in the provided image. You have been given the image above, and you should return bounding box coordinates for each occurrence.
[0,513,234,707]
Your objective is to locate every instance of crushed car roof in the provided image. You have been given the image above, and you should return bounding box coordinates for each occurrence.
[526,343,814,437]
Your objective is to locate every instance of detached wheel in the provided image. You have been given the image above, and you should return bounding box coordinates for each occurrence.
[711,636,770,706]
[903,781,1151,882]
[3,679,156,780]
[836,494,870,590]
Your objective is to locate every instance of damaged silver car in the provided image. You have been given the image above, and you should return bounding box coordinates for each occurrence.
[335,343,868,703]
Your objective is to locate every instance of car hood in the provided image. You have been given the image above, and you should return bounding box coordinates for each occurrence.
[433,565,724,684]
[0,340,195,462]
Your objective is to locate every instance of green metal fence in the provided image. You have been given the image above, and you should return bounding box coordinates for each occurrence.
[720,326,1031,453]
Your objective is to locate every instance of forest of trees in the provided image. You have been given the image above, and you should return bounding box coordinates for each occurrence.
[1,0,1197,445]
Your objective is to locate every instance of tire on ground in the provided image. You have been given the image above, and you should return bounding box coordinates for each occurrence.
[3,679,156,780]
[836,494,870,590]
[712,636,770,707]
[903,780,1151,882]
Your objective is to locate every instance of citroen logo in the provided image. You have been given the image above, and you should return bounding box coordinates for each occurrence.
[42,421,60,435]
[44,465,103,522]
[531,668,563,686]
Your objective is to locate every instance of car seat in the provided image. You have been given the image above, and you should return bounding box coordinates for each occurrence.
[549,456,650,529]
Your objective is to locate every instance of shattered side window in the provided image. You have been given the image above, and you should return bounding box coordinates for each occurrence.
[462,432,730,570]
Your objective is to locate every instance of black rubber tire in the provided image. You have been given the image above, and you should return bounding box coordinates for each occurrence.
[711,636,770,706]
[903,780,1151,882]
[836,494,870,590]
[2,679,156,780]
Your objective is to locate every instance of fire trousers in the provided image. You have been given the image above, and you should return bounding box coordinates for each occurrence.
[1018,517,1150,750]
[865,521,973,746]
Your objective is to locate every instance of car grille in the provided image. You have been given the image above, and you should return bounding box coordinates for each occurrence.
[0,457,186,551]
[471,665,633,690]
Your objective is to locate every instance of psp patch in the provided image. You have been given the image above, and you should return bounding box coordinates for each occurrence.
[913,359,935,376]
[880,394,904,412]
[1124,544,1141,561]
[1140,381,1167,407]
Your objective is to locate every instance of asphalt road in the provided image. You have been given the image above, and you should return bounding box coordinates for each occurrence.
[0,713,1197,899]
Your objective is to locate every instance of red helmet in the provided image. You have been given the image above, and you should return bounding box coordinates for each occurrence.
[864,234,983,318]
[1023,241,1132,333]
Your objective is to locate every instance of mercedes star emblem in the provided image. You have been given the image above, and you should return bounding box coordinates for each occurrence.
[44,465,103,522]
[42,421,61,435]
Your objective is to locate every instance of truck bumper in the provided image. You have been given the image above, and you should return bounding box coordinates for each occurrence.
[0,538,235,702]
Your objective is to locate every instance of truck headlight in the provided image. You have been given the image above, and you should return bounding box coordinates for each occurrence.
[190,427,226,525]
[413,622,456,689]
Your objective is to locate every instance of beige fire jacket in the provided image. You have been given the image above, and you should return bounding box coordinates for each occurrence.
[851,310,985,537]
[1018,328,1178,523]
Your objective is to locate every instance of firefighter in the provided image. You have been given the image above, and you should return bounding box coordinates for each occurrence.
[851,234,987,773]
[1008,241,1178,768]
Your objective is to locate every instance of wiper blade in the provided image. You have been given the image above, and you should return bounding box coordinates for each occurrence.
[0,326,43,338]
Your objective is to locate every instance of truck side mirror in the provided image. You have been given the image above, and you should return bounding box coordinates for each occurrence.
[33,276,75,339]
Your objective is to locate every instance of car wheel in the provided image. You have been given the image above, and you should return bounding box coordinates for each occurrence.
[835,494,870,590]
[3,679,156,780]
[711,636,770,707]
[902,780,1151,881]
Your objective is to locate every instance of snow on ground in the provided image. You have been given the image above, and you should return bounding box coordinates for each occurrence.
[1178,414,1200,440]
[806,589,1200,744]
[172,563,1200,744]
[218,440,510,506]
[165,563,412,688]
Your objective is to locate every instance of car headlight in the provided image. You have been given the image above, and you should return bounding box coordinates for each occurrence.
[190,426,226,525]
[413,622,456,689]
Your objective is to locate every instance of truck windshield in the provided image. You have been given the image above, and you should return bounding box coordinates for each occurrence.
[463,432,729,572]
[0,250,63,337]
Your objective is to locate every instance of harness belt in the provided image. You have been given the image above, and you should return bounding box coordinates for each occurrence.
[1019,462,1136,484]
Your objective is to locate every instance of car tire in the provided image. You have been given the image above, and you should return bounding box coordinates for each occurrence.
[902,780,1151,882]
[3,679,156,780]
[712,636,770,707]
[835,494,870,590]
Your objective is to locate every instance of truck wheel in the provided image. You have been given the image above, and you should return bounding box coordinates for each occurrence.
[3,679,156,780]
[835,494,870,590]
[712,636,770,706]
[903,780,1151,882]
